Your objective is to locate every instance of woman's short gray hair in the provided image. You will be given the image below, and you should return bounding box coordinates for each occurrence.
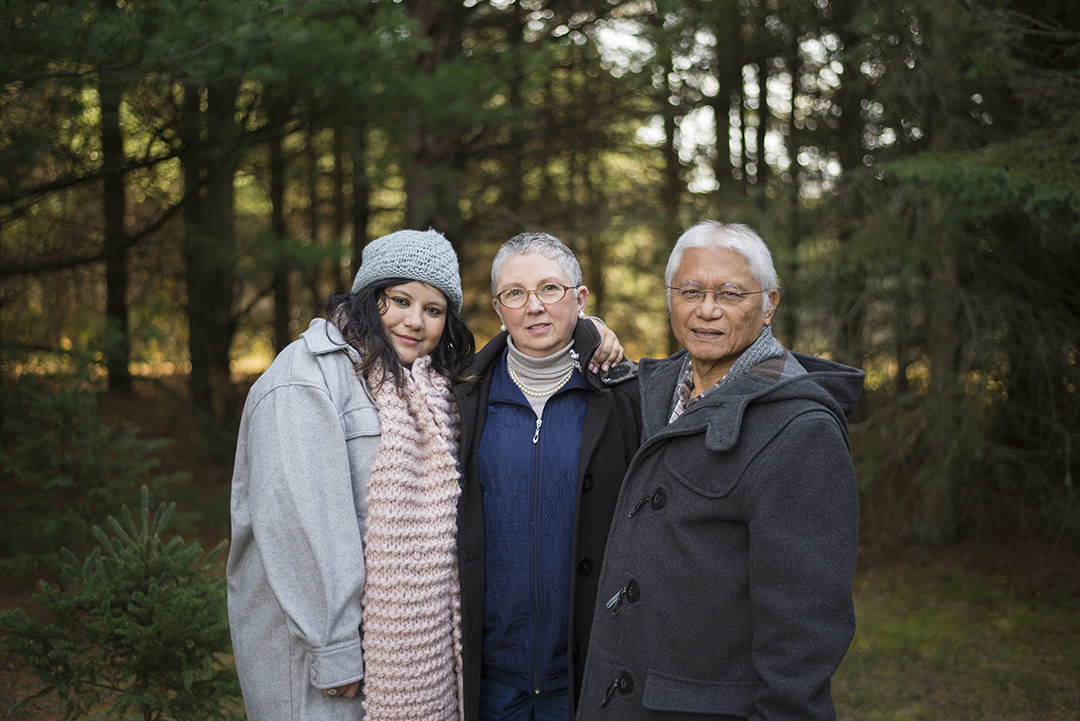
[490,232,583,294]
[664,221,779,313]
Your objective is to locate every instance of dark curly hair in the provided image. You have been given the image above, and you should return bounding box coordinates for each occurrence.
[325,278,475,387]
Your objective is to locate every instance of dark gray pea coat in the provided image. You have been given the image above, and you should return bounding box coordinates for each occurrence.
[576,350,864,721]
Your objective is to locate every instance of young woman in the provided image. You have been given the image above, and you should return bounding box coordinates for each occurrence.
[227,229,475,721]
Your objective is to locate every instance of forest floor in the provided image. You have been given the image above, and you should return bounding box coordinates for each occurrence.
[2,378,1079,720]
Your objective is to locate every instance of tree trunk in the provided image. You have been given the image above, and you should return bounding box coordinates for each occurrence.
[831,25,869,369]
[402,0,468,250]
[658,42,683,356]
[740,65,752,191]
[269,132,291,353]
[403,113,464,247]
[183,83,238,428]
[710,67,742,201]
[913,3,971,545]
[350,124,370,280]
[304,123,323,302]
[330,127,346,292]
[776,48,802,349]
[894,281,911,392]
[755,60,768,197]
[579,154,606,319]
[101,66,131,393]
[918,245,960,545]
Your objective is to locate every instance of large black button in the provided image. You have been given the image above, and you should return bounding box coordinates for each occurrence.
[583,474,594,490]
[626,578,641,603]
[650,487,667,510]
[578,558,593,574]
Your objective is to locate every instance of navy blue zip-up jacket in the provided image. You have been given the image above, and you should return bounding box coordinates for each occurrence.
[478,352,589,692]
[454,319,642,721]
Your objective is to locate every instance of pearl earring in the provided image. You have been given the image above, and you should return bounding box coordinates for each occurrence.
[500,324,507,331]
[578,310,585,319]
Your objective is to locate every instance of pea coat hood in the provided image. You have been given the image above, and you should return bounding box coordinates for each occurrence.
[638,349,865,450]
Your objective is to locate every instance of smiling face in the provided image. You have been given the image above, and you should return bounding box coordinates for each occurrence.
[379,281,448,366]
[669,245,779,388]
[493,252,589,358]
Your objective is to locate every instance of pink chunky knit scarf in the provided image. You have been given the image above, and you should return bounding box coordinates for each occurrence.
[362,356,464,721]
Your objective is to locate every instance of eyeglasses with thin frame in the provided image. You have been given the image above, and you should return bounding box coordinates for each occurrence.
[495,283,577,309]
[667,285,765,307]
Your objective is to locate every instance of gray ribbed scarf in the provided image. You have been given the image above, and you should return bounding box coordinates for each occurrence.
[718,325,785,386]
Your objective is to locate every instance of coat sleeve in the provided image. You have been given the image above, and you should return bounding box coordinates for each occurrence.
[243,380,369,689]
[742,410,858,721]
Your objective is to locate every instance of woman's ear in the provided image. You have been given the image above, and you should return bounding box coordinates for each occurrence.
[575,285,590,313]
[492,296,507,330]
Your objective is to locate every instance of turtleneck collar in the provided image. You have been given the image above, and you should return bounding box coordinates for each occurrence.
[505,336,577,385]
[505,336,578,417]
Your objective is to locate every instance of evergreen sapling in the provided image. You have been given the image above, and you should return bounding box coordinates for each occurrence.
[0,487,241,720]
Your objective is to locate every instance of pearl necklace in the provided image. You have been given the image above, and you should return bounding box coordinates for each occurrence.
[508,364,574,397]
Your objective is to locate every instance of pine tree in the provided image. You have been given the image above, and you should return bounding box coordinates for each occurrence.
[0,487,241,721]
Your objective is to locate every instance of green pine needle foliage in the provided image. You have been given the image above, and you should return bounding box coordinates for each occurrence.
[0,378,186,576]
[0,487,241,721]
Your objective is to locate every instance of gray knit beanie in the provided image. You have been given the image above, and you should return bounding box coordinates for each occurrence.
[350,229,463,311]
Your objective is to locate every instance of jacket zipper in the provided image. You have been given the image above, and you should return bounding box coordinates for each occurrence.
[532,412,542,693]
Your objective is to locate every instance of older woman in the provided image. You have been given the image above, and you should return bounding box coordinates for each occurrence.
[453,233,642,721]
[576,221,864,721]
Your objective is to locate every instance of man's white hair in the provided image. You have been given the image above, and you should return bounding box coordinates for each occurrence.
[664,221,779,313]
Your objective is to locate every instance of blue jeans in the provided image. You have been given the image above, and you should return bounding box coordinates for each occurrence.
[478,677,568,721]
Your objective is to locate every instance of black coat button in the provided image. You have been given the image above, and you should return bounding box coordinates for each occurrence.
[651,487,667,510]
[583,474,594,490]
[626,578,640,603]
[578,558,593,574]
[618,671,634,695]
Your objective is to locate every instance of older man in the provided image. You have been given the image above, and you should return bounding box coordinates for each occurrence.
[576,221,864,721]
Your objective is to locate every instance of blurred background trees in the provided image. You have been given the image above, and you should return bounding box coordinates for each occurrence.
[2,0,1078,548]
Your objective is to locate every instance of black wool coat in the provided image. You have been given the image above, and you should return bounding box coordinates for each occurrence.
[453,318,643,721]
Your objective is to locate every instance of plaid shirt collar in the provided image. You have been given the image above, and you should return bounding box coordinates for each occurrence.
[668,355,709,424]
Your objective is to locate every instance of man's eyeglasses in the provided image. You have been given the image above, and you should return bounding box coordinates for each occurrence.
[667,285,765,307]
[495,283,577,309]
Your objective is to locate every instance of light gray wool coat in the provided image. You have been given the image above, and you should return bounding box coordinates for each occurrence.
[227,319,375,720]
[576,349,864,721]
